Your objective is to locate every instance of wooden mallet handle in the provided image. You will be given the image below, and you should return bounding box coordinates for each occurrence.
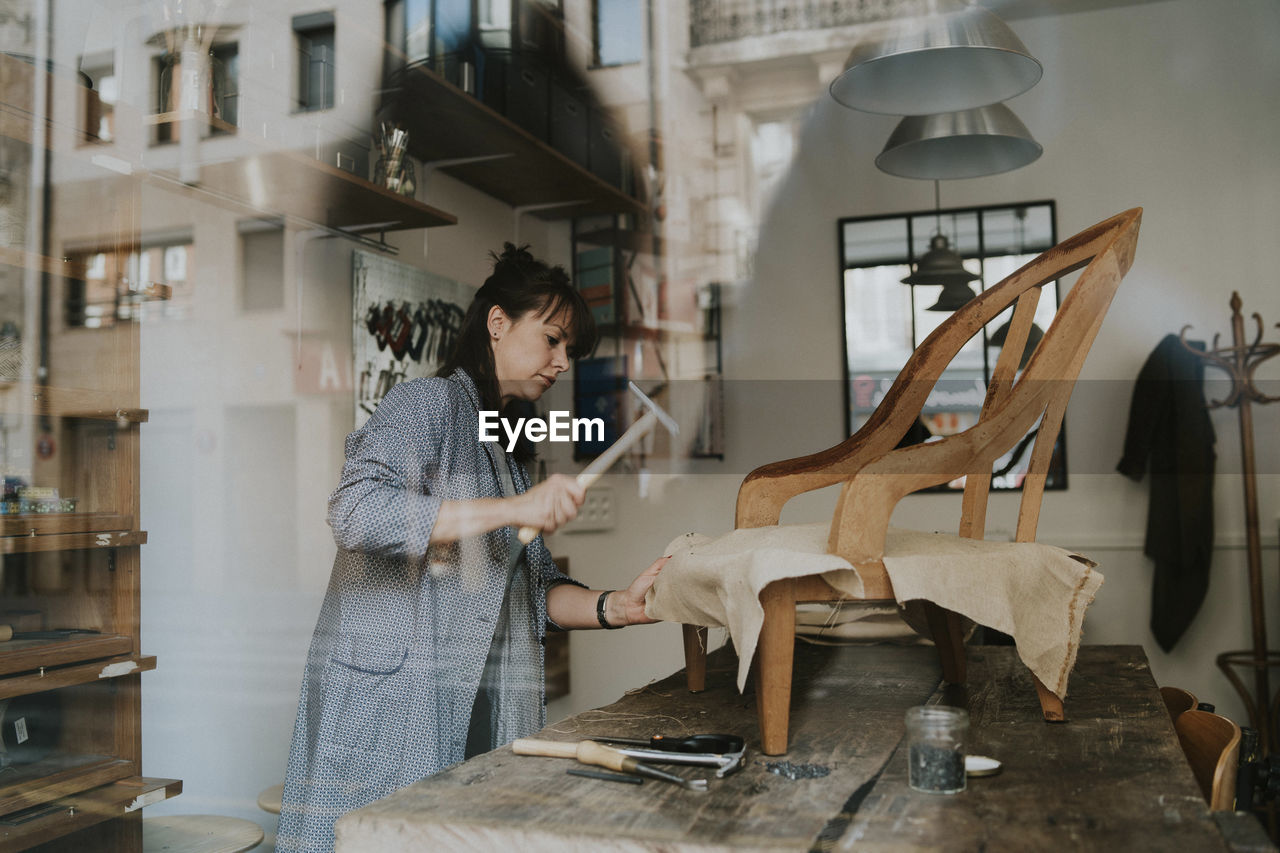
[512,738,637,774]
[515,409,659,545]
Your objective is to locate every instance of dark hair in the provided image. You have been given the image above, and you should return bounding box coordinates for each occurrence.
[437,243,598,461]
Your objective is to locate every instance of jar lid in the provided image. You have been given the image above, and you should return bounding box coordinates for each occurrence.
[964,755,1002,777]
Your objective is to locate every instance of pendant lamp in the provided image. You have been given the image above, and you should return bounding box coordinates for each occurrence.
[901,181,979,311]
[876,103,1042,180]
[988,317,1044,368]
[830,3,1042,116]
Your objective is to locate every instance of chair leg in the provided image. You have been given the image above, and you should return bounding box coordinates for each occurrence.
[1033,673,1066,722]
[682,624,708,693]
[923,602,967,684]
[755,578,796,756]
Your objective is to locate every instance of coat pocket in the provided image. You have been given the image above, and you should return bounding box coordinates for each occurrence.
[320,636,411,754]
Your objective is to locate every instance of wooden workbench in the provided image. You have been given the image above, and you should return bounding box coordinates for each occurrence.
[335,644,1269,852]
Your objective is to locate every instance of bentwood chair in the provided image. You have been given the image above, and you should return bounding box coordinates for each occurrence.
[679,209,1143,755]
[1175,708,1241,810]
[1160,685,1198,722]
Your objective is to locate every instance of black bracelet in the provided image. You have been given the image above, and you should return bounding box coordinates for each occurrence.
[596,590,620,629]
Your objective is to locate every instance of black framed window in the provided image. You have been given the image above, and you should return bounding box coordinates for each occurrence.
[592,0,642,67]
[838,201,1066,491]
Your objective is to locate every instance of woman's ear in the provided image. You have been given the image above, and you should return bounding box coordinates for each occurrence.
[487,305,509,341]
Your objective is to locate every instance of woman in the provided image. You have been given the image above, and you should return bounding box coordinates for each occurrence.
[277,245,667,853]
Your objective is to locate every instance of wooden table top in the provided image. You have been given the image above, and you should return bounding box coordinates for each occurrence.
[335,643,1262,852]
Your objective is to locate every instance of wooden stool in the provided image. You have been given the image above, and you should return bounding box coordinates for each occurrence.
[257,784,283,815]
[144,814,264,853]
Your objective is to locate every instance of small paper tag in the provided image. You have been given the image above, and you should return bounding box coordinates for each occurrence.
[14,717,28,744]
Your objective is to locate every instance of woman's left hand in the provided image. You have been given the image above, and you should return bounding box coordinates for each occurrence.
[608,556,669,626]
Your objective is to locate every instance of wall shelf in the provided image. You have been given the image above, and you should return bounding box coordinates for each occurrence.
[383,65,644,220]
[166,149,458,234]
[575,228,667,256]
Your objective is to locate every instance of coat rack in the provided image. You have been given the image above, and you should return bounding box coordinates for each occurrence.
[1179,291,1280,753]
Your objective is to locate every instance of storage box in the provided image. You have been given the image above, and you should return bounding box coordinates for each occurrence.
[550,80,589,167]
[588,107,625,190]
[503,54,550,141]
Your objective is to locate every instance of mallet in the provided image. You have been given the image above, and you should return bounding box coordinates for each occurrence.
[504,382,679,571]
[513,738,708,792]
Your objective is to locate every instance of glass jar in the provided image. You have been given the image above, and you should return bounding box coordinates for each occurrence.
[373,157,416,197]
[905,705,969,794]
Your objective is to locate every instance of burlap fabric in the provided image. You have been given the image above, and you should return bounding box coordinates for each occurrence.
[646,522,1102,699]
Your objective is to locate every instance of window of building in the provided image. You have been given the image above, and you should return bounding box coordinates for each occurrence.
[153,42,239,143]
[211,43,239,131]
[592,0,642,67]
[78,53,116,143]
[66,234,194,327]
[294,13,335,112]
[839,201,1063,491]
[239,219,285,312]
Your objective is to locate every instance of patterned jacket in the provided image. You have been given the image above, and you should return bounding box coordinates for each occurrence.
[276,370,578,853]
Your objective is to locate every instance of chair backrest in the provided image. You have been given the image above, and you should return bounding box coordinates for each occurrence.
[735,210,1142,564]
[1175,708,1241,810]
[1160,685,1197,721]
[820,209,1142,564]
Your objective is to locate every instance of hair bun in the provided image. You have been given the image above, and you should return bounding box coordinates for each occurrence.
[494,242,536,270]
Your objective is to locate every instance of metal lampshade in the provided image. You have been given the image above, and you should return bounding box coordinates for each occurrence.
[902,233,980,310]
[875,104,1043,180]
[989,318,1045,368]
[830,4,1042,116]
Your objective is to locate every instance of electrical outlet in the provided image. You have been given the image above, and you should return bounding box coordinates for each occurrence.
[562,486,615,533]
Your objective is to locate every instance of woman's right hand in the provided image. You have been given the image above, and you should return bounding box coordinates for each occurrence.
[514,474,585,534]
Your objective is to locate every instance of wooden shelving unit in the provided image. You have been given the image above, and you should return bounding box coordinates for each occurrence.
[0,51,179,852]
[384,64,645,221]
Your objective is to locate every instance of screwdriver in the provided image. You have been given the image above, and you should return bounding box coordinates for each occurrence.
[597,733,744,754]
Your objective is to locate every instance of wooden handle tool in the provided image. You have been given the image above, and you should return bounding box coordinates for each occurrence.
[514,409,658,546]
[512,738,708,791]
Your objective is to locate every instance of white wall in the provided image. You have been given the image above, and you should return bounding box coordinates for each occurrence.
[547,0,1280,730]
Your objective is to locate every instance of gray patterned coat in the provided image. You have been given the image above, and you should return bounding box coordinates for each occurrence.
[276,370,579,853]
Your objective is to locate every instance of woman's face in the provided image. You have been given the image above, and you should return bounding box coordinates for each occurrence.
[489,303,573,404]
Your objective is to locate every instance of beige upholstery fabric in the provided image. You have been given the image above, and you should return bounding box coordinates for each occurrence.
[646,523,1102,698]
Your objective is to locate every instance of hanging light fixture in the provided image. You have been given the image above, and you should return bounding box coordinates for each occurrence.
[988,318,1043,368]
[901,181,979,311]
[830,3,1042,116]
[876,103,1042,180]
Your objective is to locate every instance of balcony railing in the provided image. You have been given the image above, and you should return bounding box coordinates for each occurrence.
[690,0,898,47]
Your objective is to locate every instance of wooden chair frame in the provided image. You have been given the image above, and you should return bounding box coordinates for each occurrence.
[682,209,1143,755]
[1175,708,1241,810]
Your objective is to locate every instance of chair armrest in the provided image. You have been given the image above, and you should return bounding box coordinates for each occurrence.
[736,429,899,528]
[826,386,1051,565]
